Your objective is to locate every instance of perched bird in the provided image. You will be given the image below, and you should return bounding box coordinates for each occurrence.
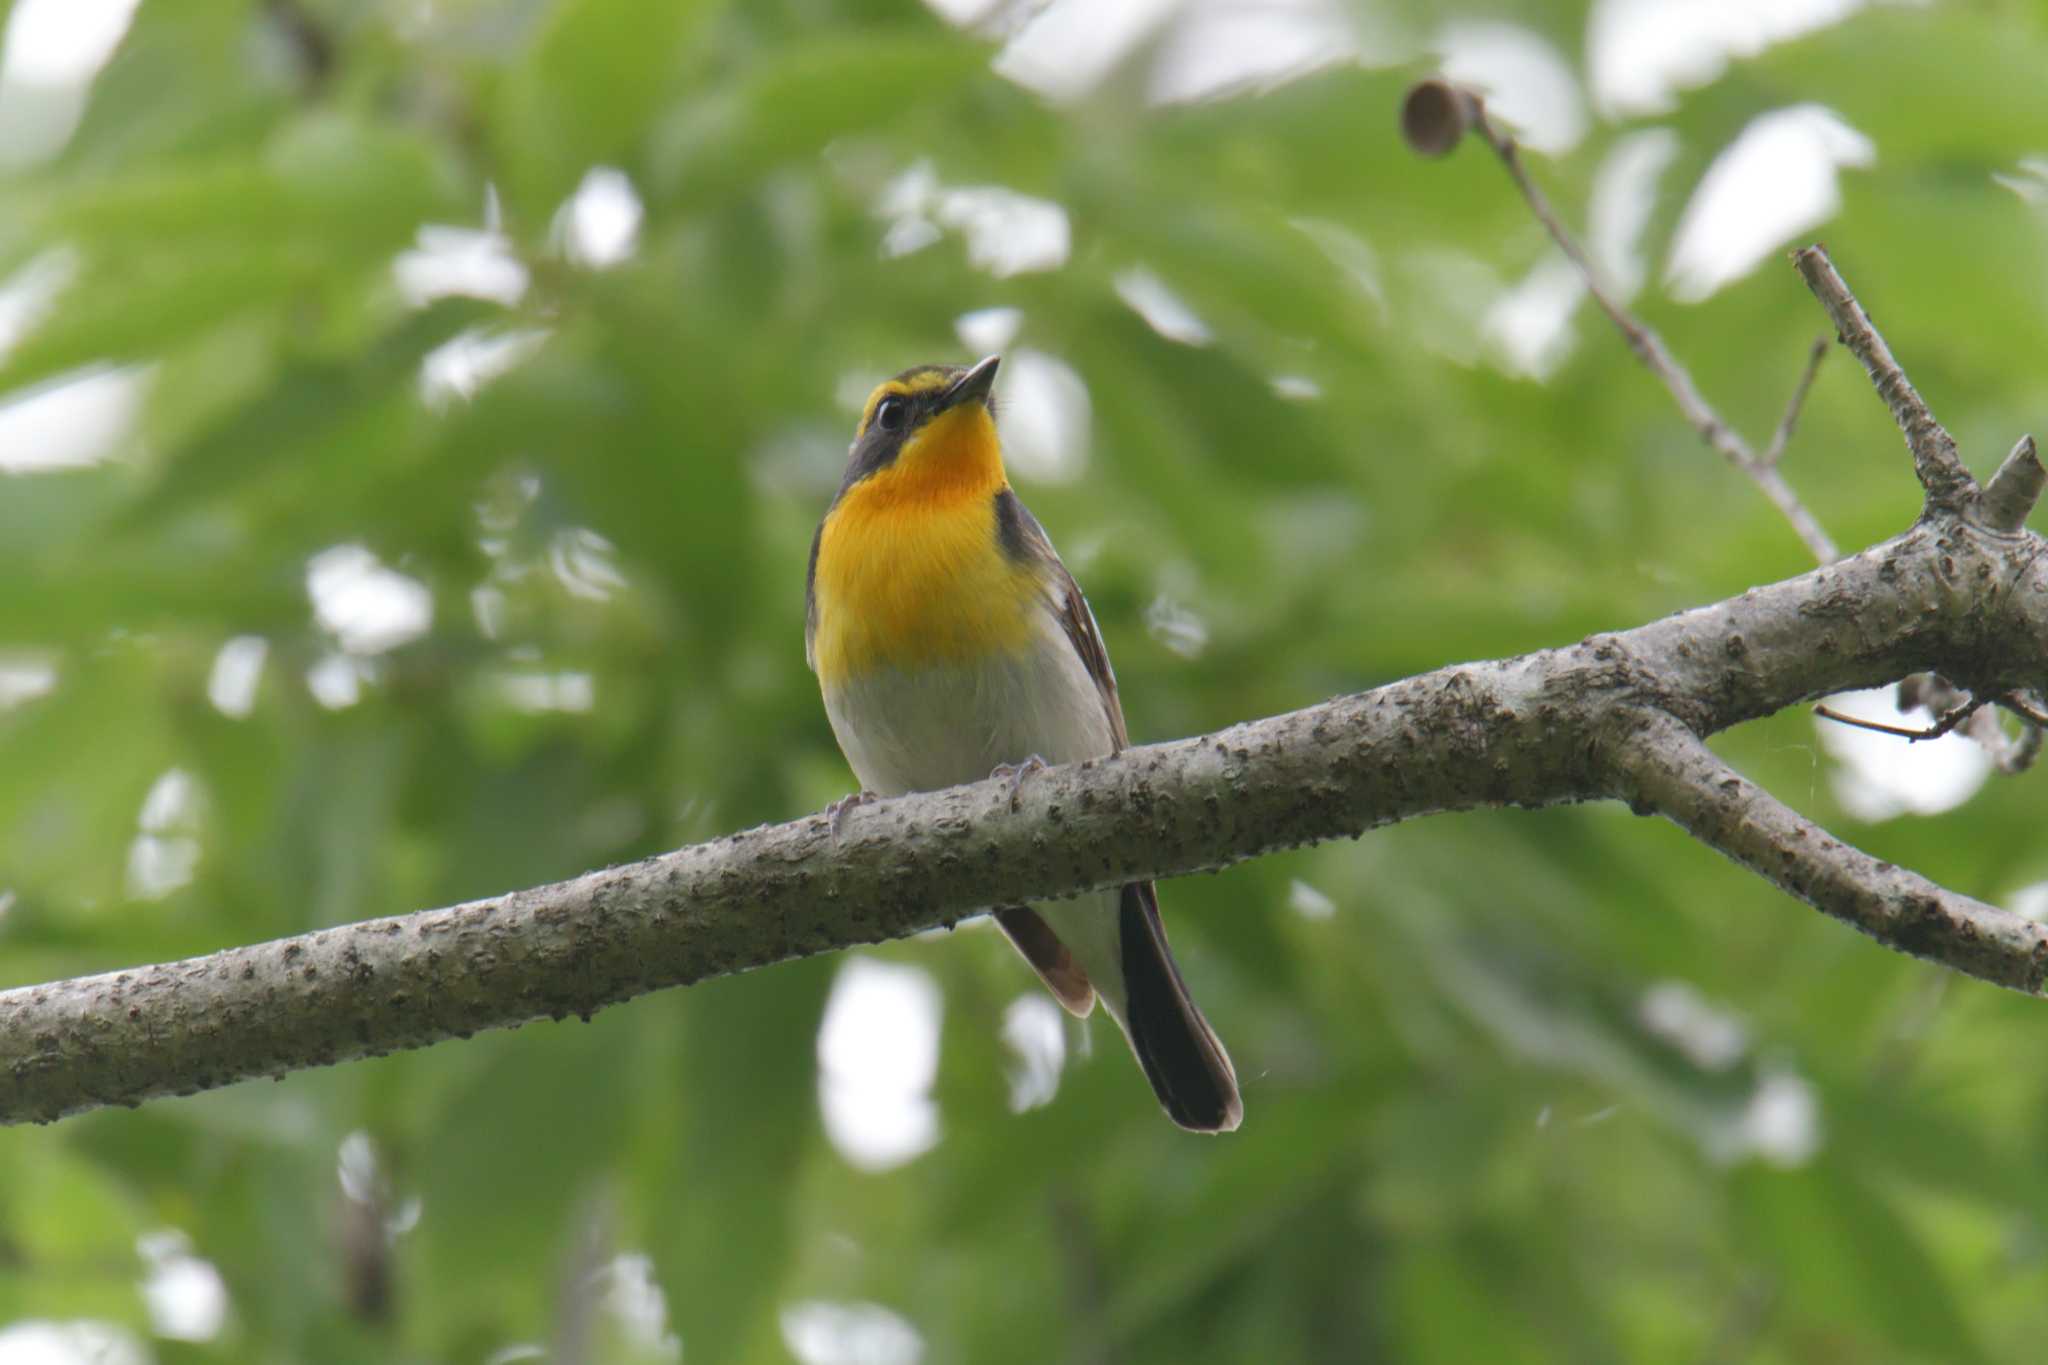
[805,355,1241,1133]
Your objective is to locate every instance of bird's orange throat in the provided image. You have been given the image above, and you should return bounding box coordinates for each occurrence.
[812,406,1040,684]
[860,403,1006,506]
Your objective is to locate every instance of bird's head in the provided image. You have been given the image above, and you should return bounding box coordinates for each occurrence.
[839,355,1003,496]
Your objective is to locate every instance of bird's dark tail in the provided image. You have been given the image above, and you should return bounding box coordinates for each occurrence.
[1118,883,1242,1133]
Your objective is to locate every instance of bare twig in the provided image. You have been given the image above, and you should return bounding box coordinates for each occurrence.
[1762,337,1830,467]
[1442,91,1839,564]
[1791,245,1976,513]
[1813,697,1987,741]
[1734,437,1839,564]
[2002,691,2048,729]
[1877,673,2045,774]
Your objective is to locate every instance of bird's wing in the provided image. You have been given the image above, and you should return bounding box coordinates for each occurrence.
[993,907,1096,1016]
[986,485,1123,1019]
[993,487,1128,751]
[993,488,1240,1129]
[803,518,823,673]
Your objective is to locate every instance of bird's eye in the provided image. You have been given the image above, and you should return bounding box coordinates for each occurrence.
[875,396,908,432]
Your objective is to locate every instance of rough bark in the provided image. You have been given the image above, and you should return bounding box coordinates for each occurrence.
[4,240,2044,1125]
[4,508,2047,1124]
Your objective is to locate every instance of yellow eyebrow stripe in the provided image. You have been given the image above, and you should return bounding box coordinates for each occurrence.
[856,370,956,438]
[858,383,906,438]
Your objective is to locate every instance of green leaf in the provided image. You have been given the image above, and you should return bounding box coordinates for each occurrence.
[646,32,986,204]
[492,0,720,219]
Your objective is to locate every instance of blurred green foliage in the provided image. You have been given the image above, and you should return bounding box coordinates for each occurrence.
[4,1,2048,1361]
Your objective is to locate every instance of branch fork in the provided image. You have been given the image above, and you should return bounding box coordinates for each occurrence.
[1402,78,2043,777]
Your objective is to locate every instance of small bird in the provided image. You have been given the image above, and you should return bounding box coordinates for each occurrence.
[806,355,1241,1132]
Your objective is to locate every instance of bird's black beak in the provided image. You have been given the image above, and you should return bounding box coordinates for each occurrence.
[938,355,1000,413]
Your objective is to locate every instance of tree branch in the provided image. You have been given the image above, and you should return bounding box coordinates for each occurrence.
[1399,80,2043,781]
[1812,695,1986,741]
[1399,80,1840,565]
[8,512,2048,1124]
[1791,244,1977,513]
[1762,337,1831,468]
[1615,713,2048,992]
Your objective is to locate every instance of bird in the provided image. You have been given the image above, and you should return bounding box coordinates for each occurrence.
[804,354,1241,1132]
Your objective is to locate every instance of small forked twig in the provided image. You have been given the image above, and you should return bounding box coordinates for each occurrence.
[1402,83,2046,782]
[1400,80,1839,565]
[2001,692,2048,729]
[1762,337,1830,468]
[1819,678,2045,775]
[1814,698,1988,742]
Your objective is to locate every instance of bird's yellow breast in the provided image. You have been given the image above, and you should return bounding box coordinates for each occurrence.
[812,414,1042,686]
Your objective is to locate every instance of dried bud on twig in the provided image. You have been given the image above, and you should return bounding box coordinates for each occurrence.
[1401,79,1479,158]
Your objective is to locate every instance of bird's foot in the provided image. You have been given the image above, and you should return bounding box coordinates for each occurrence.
[825,790,877,846]
[990,754,1048,812]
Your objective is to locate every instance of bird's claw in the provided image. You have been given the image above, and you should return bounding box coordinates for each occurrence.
[826,790,877,846]
[991,754,1048,812]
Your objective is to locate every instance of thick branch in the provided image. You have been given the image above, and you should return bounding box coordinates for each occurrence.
[8,518,2048,1124]
[1616,713,2047,991]
[1792,245,1976,513]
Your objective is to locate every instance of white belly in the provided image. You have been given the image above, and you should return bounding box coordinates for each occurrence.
[821,611,1115,797]
[820,607,1131,1017]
